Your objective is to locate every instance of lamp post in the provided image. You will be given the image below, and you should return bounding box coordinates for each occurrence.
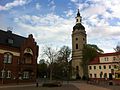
[2,60,6,84]
[67,63,70,84]
[1,69,5,84]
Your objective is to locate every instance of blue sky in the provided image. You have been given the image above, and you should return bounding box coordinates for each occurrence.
[0,0,120,59]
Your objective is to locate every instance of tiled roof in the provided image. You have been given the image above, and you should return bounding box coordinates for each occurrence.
[89,52,120,65]
[0,29,26,48]
[99,52,120,57]
[89,57,99,65]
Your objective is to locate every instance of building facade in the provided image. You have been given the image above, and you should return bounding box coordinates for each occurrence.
[71,10,87,79]
[88,52,120,82]
[0,29,39,84]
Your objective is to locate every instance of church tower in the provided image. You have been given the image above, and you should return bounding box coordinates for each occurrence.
[71,9,87,79]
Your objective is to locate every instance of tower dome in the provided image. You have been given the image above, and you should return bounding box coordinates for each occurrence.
[73,9,85,31]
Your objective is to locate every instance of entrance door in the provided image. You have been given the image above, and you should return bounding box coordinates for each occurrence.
[109,73,113,80]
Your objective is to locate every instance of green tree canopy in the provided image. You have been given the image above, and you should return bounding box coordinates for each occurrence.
[82,44,104,78]
[37,59,47,78]
[114,44,120,52]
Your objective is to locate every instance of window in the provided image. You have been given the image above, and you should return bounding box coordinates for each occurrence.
[99,66,101,69]
[94,74,97,78]
[104,57,108,61]
[114,65,117,69]
[94,66,96,69]
[104,73,107,78]
[23,71,29,79]
[76,38,78,41]
[103,65,106,69]
[7,70,11,78]
[83,38,85,41]
[113,57,116,61]
[4,53,12,64]
[109,65,111,69]
[76,19,78,22]
[118,74,120,78]
[8,38,13,44]
[76,44,78,49]
[76,66,79,71]
[23,53,32,64]
[90,74,92,78]
[89,66,92,70]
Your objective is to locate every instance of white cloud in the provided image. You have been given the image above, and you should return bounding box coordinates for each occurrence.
[74,0,120,53]
[64,9,74,17]
[14,13,75,58]
[70,0,78,3]
[1,0,120,55]
[35,3,41,10]
[14,13,74,45]
[48,0,56,12]
[0,0,30,11]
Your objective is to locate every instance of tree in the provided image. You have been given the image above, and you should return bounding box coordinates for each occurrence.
[114,45,120,52]
[82,44,104,79]
[57,46,71,62]
[55,46,71,80]
[42,46,58,80]
[87,44,104,53]
[37,59,47,78]
[41,45,71,80]
[114,44,120,78]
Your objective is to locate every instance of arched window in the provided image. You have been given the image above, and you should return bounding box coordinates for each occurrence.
[90,74,92,78]
[4,53,12,64]
[76,44,78,49]
[76,19,78,22]
[104,73,107,78]
[23,53,32,64]
[76,66,79,71]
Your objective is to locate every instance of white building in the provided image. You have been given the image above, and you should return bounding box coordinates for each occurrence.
[88,52,120,80]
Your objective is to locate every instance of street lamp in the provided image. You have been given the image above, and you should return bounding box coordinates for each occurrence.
[2,60,6,84]
[1,69,5,84]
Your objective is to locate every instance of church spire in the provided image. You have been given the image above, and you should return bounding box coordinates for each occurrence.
[77,9,80,17]
[76,9,82,24]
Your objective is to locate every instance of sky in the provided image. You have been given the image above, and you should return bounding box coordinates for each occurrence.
[0,0,120,60]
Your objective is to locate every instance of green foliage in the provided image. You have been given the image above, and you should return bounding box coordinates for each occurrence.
[114,44,120,52]
[87,44,104,53]
[82,44,103,77]
[57,45,71,62]
[37,60,47,78]
[39,45,71,80]
[52,46,71,80]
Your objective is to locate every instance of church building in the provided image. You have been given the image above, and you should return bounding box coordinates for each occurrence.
[71,10,87,79]
[0,29,39,84]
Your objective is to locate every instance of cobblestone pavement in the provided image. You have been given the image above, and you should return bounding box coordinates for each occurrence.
[91,82,120,90]
[72,82,111,90]
[0,84,79,90]
[1,81,120,90]
[71,81,120,90]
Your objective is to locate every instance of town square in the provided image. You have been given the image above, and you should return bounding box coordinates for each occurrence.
[0,0,120,90]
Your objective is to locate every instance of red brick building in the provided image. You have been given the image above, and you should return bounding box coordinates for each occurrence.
[0,29,39,84]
